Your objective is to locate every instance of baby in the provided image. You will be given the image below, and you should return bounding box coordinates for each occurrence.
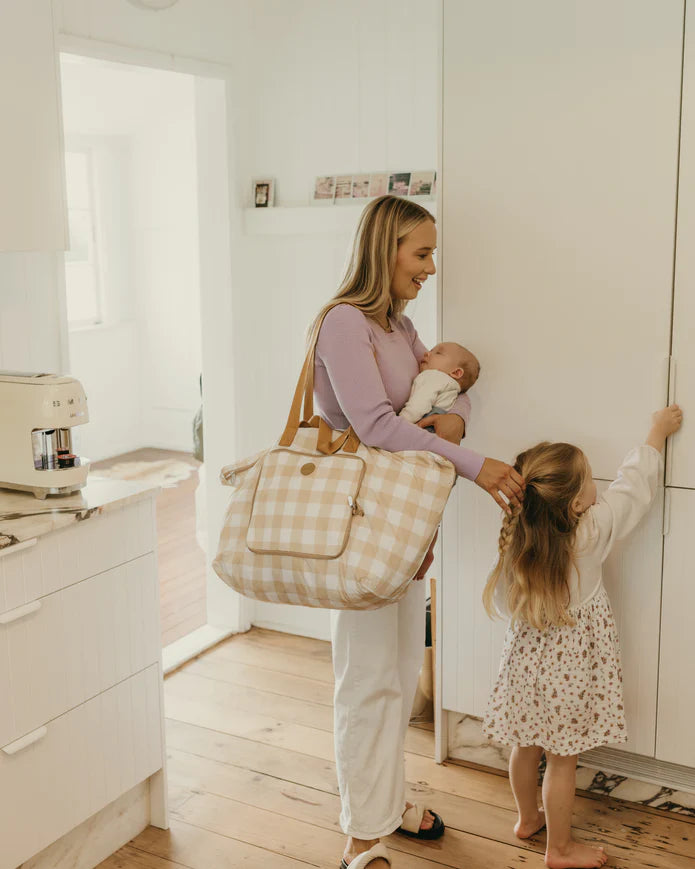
[399,342,480,425]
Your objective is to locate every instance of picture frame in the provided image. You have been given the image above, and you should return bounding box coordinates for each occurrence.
[351,174,370,199]
[408,170,436,198]
[252,178,275,208]
[313,175,336,204]
[368,172,388,198]
[388,172,411,197]
[334,174,353,203]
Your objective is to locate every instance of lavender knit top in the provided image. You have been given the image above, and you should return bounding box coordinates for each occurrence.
[314,304,486,481]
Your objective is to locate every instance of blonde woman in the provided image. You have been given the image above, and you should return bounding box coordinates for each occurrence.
[312,195,525,869]
[482,406,682,869]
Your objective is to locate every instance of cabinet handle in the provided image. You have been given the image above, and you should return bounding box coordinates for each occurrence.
[0,538,37,559]
[663,489,672,537]
[2,725,48,756]
[0,600,42,625]
[666,357,676,486]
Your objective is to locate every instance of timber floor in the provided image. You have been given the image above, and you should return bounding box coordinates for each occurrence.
[98,627,695,868]
[92,447,206,647]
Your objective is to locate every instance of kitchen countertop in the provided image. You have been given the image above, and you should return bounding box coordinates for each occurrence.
[0,476,160,551]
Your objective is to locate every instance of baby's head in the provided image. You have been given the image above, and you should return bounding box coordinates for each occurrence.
[420,342,480,392]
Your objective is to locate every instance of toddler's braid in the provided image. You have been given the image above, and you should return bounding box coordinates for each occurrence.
[498,503,521,557]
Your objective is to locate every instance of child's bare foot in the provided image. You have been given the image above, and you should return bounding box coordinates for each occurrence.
[545,840,607,868]
[514,808,545,839]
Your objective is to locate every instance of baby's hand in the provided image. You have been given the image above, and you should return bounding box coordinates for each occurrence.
[652,404,683,438]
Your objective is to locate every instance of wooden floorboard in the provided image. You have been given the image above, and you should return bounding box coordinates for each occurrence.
[92,447,206,646]
[98,627,695,868]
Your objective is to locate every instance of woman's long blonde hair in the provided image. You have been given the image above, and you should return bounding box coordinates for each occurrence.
[483,442,589,630]
[308,195,435,342]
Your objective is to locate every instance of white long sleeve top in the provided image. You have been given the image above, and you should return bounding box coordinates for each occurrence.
[494,445,663,615]
[398,369,461,424]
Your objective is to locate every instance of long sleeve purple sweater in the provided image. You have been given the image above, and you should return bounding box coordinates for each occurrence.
[314,304,486,480]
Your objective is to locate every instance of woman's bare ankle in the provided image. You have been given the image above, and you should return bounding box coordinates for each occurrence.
[344,836,379,860]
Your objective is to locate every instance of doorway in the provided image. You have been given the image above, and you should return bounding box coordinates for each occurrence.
[59,52,233,657]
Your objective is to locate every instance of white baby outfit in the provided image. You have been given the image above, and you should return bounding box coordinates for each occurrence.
[398,369,460,424]
[483,445,662,756]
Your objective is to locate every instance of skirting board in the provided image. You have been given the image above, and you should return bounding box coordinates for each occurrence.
[446,712,695,816]
[20,781,149,869]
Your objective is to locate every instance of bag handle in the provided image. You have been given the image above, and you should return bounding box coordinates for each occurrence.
[279,306,360,455]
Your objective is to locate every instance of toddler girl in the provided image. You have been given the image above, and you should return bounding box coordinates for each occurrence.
[482,405,683,869]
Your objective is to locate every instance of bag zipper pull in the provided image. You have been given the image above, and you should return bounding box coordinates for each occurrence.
[348,496,364,516]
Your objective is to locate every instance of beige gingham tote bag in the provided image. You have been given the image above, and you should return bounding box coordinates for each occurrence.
[213,308,457,610]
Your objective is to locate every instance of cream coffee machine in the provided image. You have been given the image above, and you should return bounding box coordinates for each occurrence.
[0,371,90,499]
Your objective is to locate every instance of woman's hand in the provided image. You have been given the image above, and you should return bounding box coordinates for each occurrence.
[413,530,438,581]
[417,413,465,444]
[475,458,525,514]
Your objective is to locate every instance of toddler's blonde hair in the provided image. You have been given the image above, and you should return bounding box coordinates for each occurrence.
[483,442,589,630]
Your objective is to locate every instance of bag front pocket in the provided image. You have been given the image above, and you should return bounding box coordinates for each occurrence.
[246,449,366,558]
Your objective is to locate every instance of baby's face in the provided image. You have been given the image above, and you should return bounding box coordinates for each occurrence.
[421,342,480,391]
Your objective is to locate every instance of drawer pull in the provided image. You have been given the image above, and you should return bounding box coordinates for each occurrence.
[0,538,38,559]
[2,725,48,756]
[0,600,42,625]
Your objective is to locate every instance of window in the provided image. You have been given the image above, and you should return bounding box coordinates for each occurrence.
[64,150,102,326]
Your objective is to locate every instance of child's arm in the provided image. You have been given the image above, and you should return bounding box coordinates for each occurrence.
[399,371,440,423]
[580,405,682,561]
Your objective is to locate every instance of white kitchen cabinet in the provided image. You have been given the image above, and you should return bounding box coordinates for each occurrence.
[441,0,681,481]
[0,0,67,251]
[0,489,166,869]
[441,478,665,757]
[657,488,695,766]
[667,4,695,489]
[440,0,689,776]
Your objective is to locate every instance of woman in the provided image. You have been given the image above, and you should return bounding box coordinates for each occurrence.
[312,195,524,869]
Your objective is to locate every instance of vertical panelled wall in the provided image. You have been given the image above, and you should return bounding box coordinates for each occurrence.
[440,0,684,758]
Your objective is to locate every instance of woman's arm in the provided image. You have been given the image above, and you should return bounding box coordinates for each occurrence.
[316,305,485,480]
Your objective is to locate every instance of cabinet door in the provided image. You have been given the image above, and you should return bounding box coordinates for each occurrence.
[657,488,695,765]
[668,4,695,488]
[442,478,664,757]
[0,0,67,251]
[441,0,681,480]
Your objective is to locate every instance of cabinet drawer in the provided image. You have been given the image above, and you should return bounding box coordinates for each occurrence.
[0,553,160,748]
[0,497,156,616]
[0,664,163,869]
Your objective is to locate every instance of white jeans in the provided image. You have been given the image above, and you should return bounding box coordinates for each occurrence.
[330,579,426,838]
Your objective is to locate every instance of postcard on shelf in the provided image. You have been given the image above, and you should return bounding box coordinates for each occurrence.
[388,172,411,196]
[368,173,388,198]
[335,174,353,203]
[352,174,370,199]
[313,175,336,204]
[409,170,436,198]
[253,178,275,207]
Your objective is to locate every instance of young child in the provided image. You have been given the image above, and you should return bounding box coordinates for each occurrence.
[482,404,683,869]
[399,341,480,425]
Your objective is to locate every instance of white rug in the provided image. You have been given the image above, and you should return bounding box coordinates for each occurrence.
[95,459,196,488]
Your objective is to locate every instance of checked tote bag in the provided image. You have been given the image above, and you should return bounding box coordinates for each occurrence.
[212,309,457,610]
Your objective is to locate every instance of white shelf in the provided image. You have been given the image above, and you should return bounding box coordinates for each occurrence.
[243,199,436,236]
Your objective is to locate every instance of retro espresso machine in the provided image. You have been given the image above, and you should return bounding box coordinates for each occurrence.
[0,371,90,499]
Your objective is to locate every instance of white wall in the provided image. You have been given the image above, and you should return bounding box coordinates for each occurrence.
[5,0,442,638]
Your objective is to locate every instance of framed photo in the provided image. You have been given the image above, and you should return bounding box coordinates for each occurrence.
[313,175,336,204]
[388,172,411,197]
[409,170,436,198]
[368,172,388,198]
[253,178,275,208]
[352,174,370,199]
[335,175,353,202]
